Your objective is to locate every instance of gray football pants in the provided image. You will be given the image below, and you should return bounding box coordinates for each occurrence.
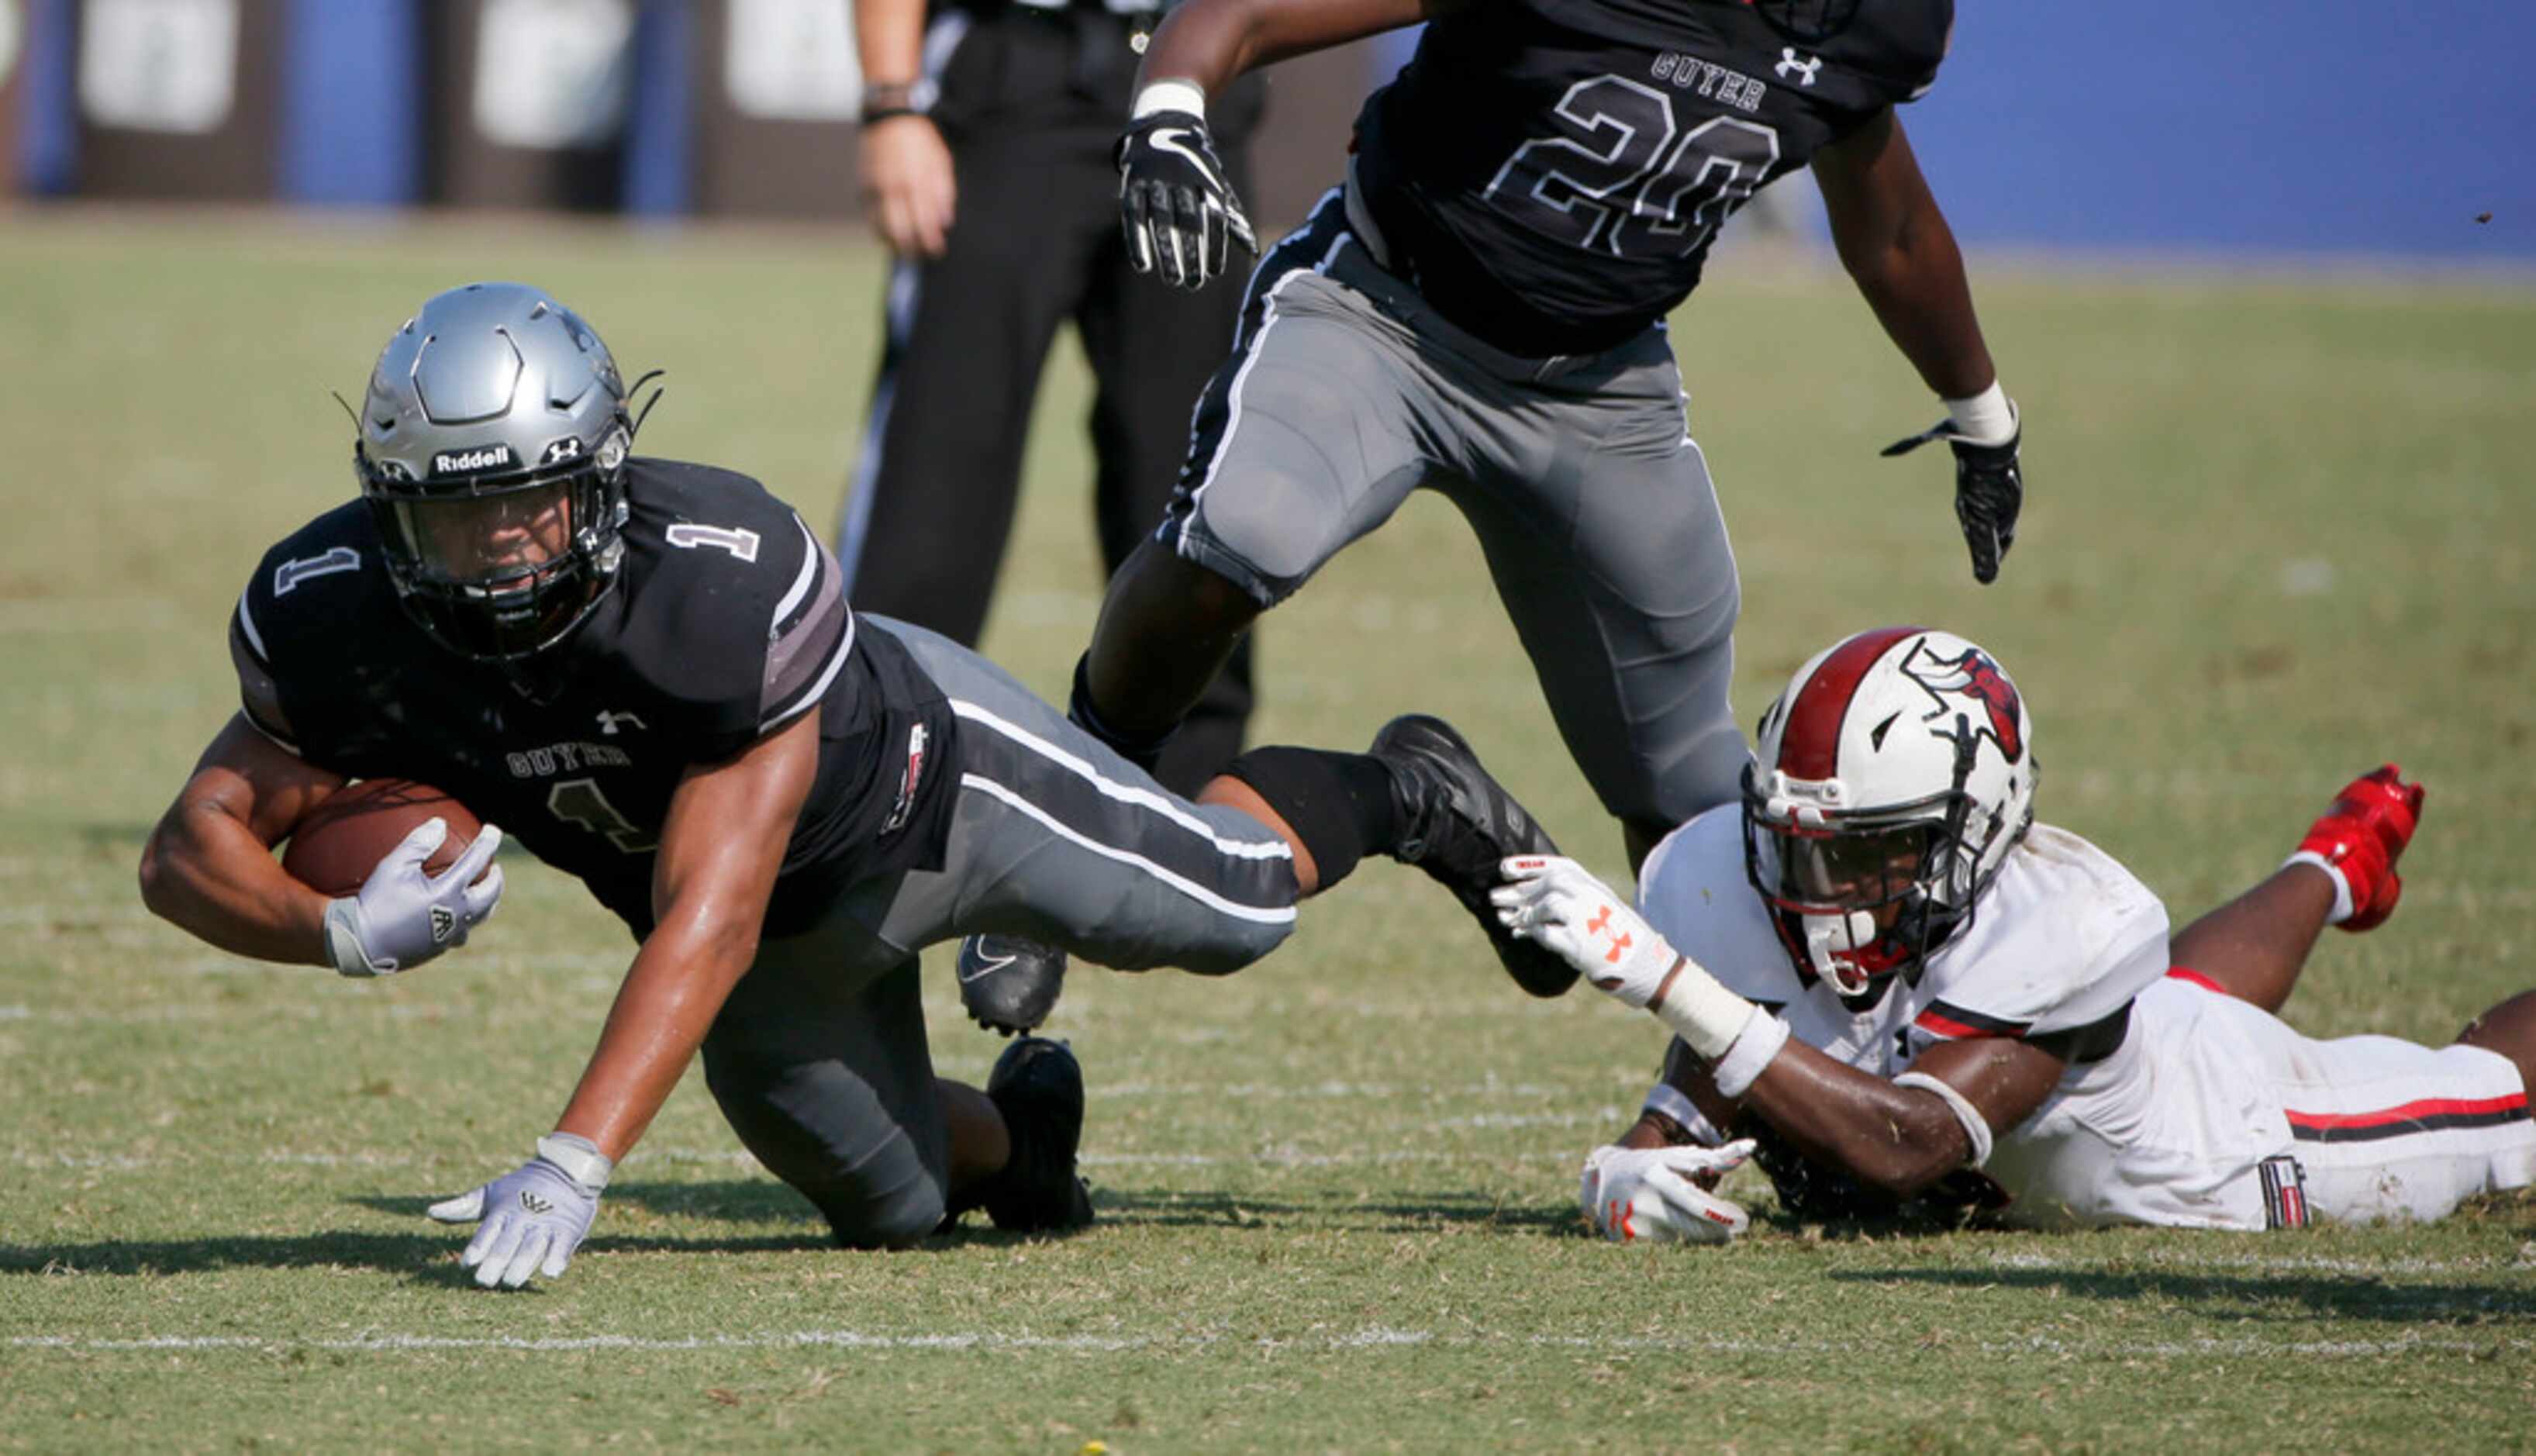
[701,617,1298,1247]
[1161,188,1751,832]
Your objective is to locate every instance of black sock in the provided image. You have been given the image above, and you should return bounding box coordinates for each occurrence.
[1067,654,1176,776]
[1222,747,1399,888]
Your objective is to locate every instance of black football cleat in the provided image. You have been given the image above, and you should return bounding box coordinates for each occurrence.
[1368,714,1578,998]
[956,933,1068,1037]
[981,1037,1095,1234]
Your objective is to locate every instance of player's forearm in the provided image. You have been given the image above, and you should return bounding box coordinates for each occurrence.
[1735,1041,1972,1196]
[852,0,926,84]
[1816,112,1996,400]
[137,799,333,966]
[1138,0,1435,98]
[554,913,763,1162]
[1844,212,1996,401]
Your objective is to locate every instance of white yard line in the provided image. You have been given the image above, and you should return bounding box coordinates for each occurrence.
[5,1327,2520,1359]
[7,1145,1585,1172]
[1986,1249,2518,1277]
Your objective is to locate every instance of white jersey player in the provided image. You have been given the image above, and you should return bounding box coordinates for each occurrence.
[1492,626,2536,1239]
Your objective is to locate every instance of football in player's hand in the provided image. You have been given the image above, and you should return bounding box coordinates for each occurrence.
[281,779,485,897]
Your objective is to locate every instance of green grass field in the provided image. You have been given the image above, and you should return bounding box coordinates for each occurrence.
[2,207,2532,1453]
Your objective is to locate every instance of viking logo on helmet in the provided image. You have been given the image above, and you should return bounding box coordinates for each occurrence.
[1741,626,2040,999]
[1903,642,2024,762]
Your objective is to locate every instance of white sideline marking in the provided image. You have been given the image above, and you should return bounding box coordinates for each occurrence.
[7,1329,2522,1359]
[1987,1250,2507,1277]
[6,1146,1586,1172]
[1089,1080,1584,1101]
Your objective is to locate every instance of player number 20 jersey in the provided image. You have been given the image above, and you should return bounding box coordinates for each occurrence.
[1351,0,1951,357]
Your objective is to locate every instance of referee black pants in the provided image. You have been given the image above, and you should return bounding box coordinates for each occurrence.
[836,5,1261,795]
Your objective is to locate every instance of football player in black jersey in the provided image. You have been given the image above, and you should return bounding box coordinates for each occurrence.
[137,282,1564,1289]
[1081,0,2021,882]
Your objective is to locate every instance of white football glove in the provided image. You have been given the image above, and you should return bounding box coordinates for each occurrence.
[1493,855,1762,1061]
[1490,855,1677,1007]
[321,817,505,977]
[427,1133,611,1290]
[1579,1140,1757,1245]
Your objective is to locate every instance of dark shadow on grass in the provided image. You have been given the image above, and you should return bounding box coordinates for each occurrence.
[1086,1189,1320,1230]
[1359,1189,1581,1235]
[1831,1265,2536,1325]
[0,1227,843,1287]
[2,1230,462,1281]
[1088,1185,1577,1234]
[369,1180,826,1227]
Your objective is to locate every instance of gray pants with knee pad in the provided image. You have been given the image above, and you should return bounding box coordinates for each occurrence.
[701,618,1300,1245]
[1161,187,1751,832]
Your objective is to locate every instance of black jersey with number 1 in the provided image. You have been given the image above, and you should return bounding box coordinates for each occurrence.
[1352,0,1951,357]
[228,458,961,940]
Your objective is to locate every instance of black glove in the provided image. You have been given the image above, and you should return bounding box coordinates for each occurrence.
[1882,419,2024,585]
[1116,110,1257,290]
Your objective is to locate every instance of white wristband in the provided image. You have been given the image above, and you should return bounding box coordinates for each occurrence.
[1891,1071,1994,1169]
[323,897,381,978]
[1651,960,1760,1061]
[2284,849,2355,925]
[1943,380,2018,446]
[1707,1013,1792,1101]
[1132,79,1207,121]
[537,1132,615,1193]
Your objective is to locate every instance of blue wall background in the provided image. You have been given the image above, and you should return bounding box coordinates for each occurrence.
[20,0,2534,260]
[1874,3,2534,260]
[1373,2,2536,261]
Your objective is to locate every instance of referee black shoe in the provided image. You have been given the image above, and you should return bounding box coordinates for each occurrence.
[1369,714,1579,998]
[981,1037,1095,1234]
[956,933,1067,1037]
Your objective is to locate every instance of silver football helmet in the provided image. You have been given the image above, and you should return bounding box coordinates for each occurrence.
[1741,626,2038,997]
[355,282,633,661]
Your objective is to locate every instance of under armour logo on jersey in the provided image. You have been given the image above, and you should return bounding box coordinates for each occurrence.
[595,710,647,736]
[1775,48,1823,85]
[520,1190,554,1216]
[429,905,456,943]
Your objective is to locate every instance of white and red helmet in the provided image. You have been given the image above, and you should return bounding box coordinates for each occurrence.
[1741,626,2037,996]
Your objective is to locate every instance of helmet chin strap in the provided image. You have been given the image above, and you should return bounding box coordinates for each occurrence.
[1801,910,1882,996]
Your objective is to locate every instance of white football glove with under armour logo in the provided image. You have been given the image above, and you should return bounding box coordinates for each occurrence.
[1117,95,1257,291]
[1580,1140,1757,1244]
[320,817,505,978]
[426,1133,611,1289]
[1493,856,1768,1066]
[1491,855,1678,1009]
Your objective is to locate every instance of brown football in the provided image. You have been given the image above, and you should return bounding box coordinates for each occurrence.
[281,778,485,898]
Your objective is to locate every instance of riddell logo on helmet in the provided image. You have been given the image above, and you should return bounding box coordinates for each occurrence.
[1903,643,2024,761]
[431,444,516,475]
